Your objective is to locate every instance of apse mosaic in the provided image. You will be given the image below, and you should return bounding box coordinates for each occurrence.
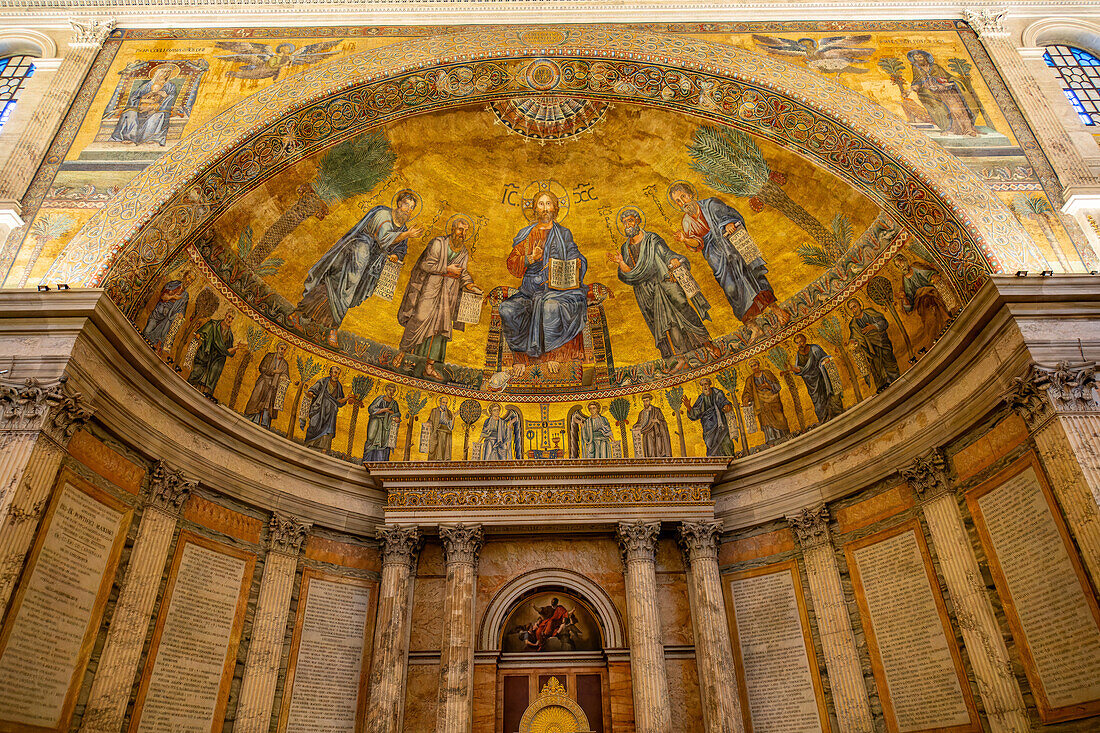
[3,22,1094,463]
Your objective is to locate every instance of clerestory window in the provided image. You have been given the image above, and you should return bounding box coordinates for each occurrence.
[1044,44,1100,127]
[0,55,36,134]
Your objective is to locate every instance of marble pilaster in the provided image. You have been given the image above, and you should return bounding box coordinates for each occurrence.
[617,520,673,733]
[366,525,422,733]
[234,513,311,733]
[435,523,483,733]
[679,520,742,733]
[1005,362,1100,588]
[901,450,1030,733]
[0,376,92,610]
[788,506,874,733]
[79,462,194,732]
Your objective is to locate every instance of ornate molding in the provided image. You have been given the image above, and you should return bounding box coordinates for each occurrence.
[377,524,422,569]
[388,484,709,508]
[617,520,660,564]
[963,8,1010,38]
[68,18,116,49]
[788,504,832,550]
[1004,362,1100,430]
[678,520,723,563]
[900,448,952,501]
[144,460,195,515]
[0,376,93,442]
[267,513,311,555]
[439,523,483,567]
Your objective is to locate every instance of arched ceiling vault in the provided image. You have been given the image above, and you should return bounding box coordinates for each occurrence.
[49,26,1031,296]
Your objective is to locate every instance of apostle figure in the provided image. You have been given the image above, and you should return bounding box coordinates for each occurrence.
[683,378,736,456]
[742,359,791,442]
[580,402,613,459]
[302,365,351,451]
[244,341,290,428]
[186,311,239,399]
[109,64,181,146]
[894,254,950,349]
[633,392,672,457]
[791,334,842,424]
[290,189,422,347]
[425,396,454,461]
[480,403,517,461]
[363,383,401,462]
[499,190,589,377]
[670,182,788,336]
[846,298,900,393]
[523,598,575,651]
[394,215,482,380]
[142,272,193,358]
[907,50,979,137]
[611,207,711,359]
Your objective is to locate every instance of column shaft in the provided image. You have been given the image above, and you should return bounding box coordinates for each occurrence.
[366,526,420,733]
[436,524,482,733]
[922,494,1029,732]
[235,514,310,733]
[789,505,873,733]
[680,522,742,733]
[618,521,673,733]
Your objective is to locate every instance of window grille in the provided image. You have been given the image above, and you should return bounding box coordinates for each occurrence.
[0,55,36,133]
[1044,44,1100,126]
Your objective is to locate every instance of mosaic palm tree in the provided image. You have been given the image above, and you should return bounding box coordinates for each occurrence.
[20,213,76,287]
[608,397,631,457]
[664,385,687,457]
[403,389,429,460]
[345,374,373,457]
[766,345,805,431]
[289,355,323,441]
[817,315,861,401]
[458,399,482,460]
[229,325,271,409]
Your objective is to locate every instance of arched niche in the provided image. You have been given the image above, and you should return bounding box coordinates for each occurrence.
[47,26,1034,296]
[0,28,56,59]
[1022,17,1100,58]
[478,568,626,652]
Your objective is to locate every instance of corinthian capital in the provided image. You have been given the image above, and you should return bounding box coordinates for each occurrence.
[1005,362,1099,429]
[678,520,722,564]
[963,8,1009,38]
[378,525,422,568]
[788,505,832,550]
[0,376,93,441]
[69,18,116,49]
[440,523,484,567]
[617,520,660,564]
[268,513,311,555]
[145,460,195,515]
[900,448,951,500]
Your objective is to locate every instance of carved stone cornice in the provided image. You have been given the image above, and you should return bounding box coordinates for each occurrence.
[617,520,660,565]
[900,448,952,501]
[377,525,422,569]
[788,505,832,550]
[678,520,722,564]
[439,523,483,567]
[68,18,116,49]
[144,460,195,515]
[963,8,1009,38]
[1004,362,1100,430]
[267,513,311,556]
[0,376,93,443]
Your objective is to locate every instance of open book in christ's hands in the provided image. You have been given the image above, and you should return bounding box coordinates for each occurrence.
[548,257,581,290]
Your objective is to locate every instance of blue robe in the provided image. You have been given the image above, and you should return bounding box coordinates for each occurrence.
[362,395,401,462]
[109,78,180,146]
[298,206,408,328]
[795,344,840,423]
[499,222,588,358]
[480,415,516,460]
[303,376,344,445]
[686,388,736,457]
[685,198,775,321]
[142,280,189,345]
[849,307,900,391]
[581,414,613,459]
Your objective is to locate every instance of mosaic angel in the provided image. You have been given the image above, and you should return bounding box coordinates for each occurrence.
[215,40,342,81]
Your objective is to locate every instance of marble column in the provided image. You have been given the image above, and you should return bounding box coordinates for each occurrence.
[788,506,873,733]
[365,525,422,733]
[235,513,311,733]
[1005,362,1100,588]
[79,462,194,733]
[0,376,92,610]
[901,450,1030,733]
[616,520,673,733]
[679,520,742,733]
[435,524,483,733]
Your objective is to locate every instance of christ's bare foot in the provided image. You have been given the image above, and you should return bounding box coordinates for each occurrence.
[424,362,443,380]
[770,304,791,327]
[546,360,561,375]
[327,330,340,347]
[393,352,406,369]
[512,363,526,379]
